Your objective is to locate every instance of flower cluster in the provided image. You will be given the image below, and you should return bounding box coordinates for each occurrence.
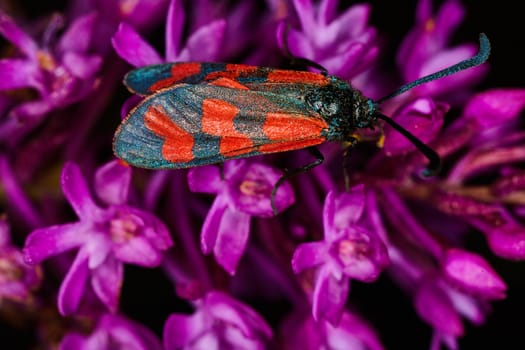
[0,0,523,349]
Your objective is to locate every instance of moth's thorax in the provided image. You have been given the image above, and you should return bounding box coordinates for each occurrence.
[305,76,378,142]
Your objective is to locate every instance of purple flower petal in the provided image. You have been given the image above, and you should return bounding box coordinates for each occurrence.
[86,235,111,269]
[0,10,38,57]
[414,279,464,337]
[434,0,465,43]
[94,160,132,206]
[318,0,337,25]
[397,0,464,80]
[57,12,97,54]
[114,235,163,267]
[163,313,207,350]
[282,26,315,58]
[484,222,525,260]
[415,0,432,22]
[312,265,349,326]
[332,188,366,230]
[9,99,52,119]
[417,44,486,96]
[214,209,251,275]
[188,166,222,193]
[325,41,378,78]
[185,19,226,61]
[61,314,163,350]
[101,314,164,350]
[58,250,90,315]
[23,223,87,264]
[294,0,315,36]
[463,89,525,129]
[112,22,163,67]
[327,3,370,40]
[327,312,385,350]
[59,333,86,350]
[91,255,123,313]
[61,162,104,221]
[61,52,103,79]
[384,98,447,155]
[336,228,389,282]
[0,59,40,90]
[292,242,328,273]
[323,186,365,238]
[139,211,173,251]
[323,190,337,235]
[0,246,42,302]
[446,287,487,325]
[0,218,10,246]
[227,162,294,217]
[492,170,525,197]
[164,291,272,349]
[443,248,507,299]
[207,291,273,339]
[201,195,228,254]
[165,0,185,60]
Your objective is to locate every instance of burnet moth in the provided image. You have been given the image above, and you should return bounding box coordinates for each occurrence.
[113,33,490,214]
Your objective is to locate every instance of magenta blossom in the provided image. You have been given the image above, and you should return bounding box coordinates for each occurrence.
[59,313,163,350]
[23,160,172,315]
[292,186,389,325]
[0,10,102,142]
[0,218,42,303]
[396,0,487,99]
[383,97,448,156]
[112,0,226,67]
[280,0,378,79]
[163,291,273,349]
[281,310,384,350]
[189,159,294,275]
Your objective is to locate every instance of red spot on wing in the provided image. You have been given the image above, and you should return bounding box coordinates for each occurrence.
[266,70,329,84]
[149,63,202,92]
[208,77,249,90]
[202,99,254,156]
[143,105,194,162]
[258,138,325,153]
[205,64,259,81]
[263,112,328,141]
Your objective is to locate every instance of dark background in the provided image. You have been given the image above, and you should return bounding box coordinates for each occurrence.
[1,0,524,349]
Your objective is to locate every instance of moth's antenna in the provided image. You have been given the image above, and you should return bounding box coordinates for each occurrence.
[376,113,441,176]
[376,33,490,104]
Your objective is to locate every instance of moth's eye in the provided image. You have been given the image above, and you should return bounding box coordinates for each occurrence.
[313,100,323,110]
[325,102,338,115]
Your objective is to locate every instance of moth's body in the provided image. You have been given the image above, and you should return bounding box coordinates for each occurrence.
[113,63,378,169]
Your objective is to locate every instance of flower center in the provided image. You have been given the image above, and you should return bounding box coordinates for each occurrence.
[0,254,23,283]
[109,212,142,244]
[424,18,435,32]
[37,51,57,71]
[334,235,371,267]
[239,179,270,198]
[120,0,140,16]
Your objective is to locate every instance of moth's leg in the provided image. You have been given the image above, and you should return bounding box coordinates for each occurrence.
[342,136,359,191]
[271,147,324,216]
